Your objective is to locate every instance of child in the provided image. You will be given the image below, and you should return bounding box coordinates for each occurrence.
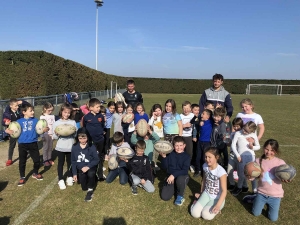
[2,98,28,166]
[126,140,155,195]
[190,147,227,220]
[205,101,215,113]
[80,101,90,115]
[82,98,106,181]
[148,103,164,169]
[191,103,200,173]
[71,128,99,202]
[53,103,77,189]
[71,103,84,129]
[180,101,194,162]
[160,136,190,206]
[134,102,149,124]
[40,102,55,166]
[227,117,243,191]
[6,104,47,186]
[194,109,213,177]
[104,101,115,158]
[246,139,288,222]
[162,99,183,143]
[112,101,125,134]
[106,132,130,185]
[230,121,260,196]
[122,104,135,145]
[210,107,228,170]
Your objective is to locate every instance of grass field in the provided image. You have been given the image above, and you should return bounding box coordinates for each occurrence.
[0,94,299,225]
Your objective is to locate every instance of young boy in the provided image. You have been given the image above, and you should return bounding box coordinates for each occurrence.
[126,140,155,195]
[160,136,190,206]
[210,107,228,170]
[205,101,215,113]
[82,98,106,181]
[193,109,213,177]
[5,104,47,186]
[106,132,131,185]
[190,104,200,173]
[2,98,28,166]
[71,128,99,202]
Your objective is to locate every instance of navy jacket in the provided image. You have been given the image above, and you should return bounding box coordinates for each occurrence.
[2,100,29,127]
[161,151,190,178]
[127,154,153,182]
[82,112,105,143]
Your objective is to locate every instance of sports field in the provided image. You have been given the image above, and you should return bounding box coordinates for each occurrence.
[0,94,299,225]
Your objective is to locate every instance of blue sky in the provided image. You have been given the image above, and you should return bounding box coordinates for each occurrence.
[0,0,299,79]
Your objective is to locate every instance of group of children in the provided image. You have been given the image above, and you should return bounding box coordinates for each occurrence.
[2,95,288,221]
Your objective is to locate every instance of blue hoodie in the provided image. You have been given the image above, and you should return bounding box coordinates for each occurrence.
[161,151,190,178]
[17,117,39,143]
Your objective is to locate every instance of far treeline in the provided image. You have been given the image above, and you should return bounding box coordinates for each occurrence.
[0,51,299,99]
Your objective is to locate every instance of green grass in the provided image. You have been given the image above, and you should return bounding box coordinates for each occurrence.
[0,94,299,225]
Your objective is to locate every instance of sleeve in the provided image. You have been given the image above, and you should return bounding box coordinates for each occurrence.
[87,146,100,169]
[161,156,168,170]
[231,132,240,158]
[144,158,152,181]
[82,115,87,128]
[150,131,160,143]
[175,113,182,121]
[2,111,11,126]
[251,134,261,151]
[256,114,264,124]
[148,116,154,126]
[192,124,197,138]
[171,154,190,178]
[109,145,117,155]
[138,93,143,103]
[224,94,233,118]
[130,133,138,145]
[199,91,207,113]
[144,113,149,123]
[71,147,78,175]
[216,124,226,148]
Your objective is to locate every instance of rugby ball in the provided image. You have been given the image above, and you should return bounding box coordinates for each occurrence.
[117,147,135,159]
[244,161,261,178]
[35,119,48,135]
[108,154,119,170]
[275,164,296,181]
[115,93,127,106]
[154,140,173,154]
[122,113,134,123]
[136,119,148,137]
[8,121,21,138]
[55,124,76,136]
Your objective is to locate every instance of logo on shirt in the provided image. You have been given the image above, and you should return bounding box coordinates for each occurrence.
[98,118,102,122]
[77,152,89,163]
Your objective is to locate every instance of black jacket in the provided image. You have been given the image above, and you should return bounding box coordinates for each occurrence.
[127,154,153,183]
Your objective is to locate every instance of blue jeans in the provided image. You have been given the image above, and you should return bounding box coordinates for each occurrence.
[106,167,128,185]
[252,193,281,222]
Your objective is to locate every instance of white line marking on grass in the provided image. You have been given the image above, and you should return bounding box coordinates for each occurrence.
[12,177,58,225]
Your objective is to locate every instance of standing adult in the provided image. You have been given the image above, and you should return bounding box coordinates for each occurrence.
[122,80,143,109]
[199,74,233,122]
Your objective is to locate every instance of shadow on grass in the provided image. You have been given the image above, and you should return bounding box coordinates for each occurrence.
[0,181,8,192]
[0,216,11,225]
[103,217,126,225]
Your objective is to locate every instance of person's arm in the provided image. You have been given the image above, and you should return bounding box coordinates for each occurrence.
[87,146,100,168]
[224,94,233,119]
[171,155,190,178]
[199,92,207,114]
[250,134,260,151]
[149,131,160,143]
[130,131,138,144]
[257,123,265,141]
[231,132,240,159]
[200,170,206,193]
[211,174,227,214]
[71,147,78,176]
[138,93,143,103]
[177,120,183,136]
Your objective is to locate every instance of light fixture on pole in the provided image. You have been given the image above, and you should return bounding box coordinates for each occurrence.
[95,0,103,70]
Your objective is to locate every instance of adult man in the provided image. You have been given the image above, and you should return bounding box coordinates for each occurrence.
[199,74,233,122]
[122,80,143,109]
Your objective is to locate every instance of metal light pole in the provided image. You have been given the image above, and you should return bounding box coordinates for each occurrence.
[95,0,103,70]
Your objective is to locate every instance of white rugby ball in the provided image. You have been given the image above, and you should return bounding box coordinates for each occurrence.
[8,121,21,138]
[108,154,119,170]
[136,119,148,137]
[115,93,127,106]
[154,140,173,154]
[36,119,48,135]
[55,124,76,136]
[117,147,135,159]
[122,113,134,123]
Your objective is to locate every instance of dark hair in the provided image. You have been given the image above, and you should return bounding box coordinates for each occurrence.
[9,98,18,105]
[113,131,124,144]
[100,105,106,114]
[205,101,214,107]
[74,127,89,145]
[182,101,191,108]
[135,102,145,112]
[173,136,185,145]
[136,140,146,150]
[259,139,280,177]
[42,102,54,114]
[164,99,177,115]
[212,73,224,81]
[58,103,73,119]
[89,98,101,107]
[203,109,212,117]
[232,117,243,128]
[149,103,162,116]
[204,147,221,163]
[213,107,226,119]
[21,104,34,113]
[191,104,199,110]
[115,101,125,113]
[127,79,135,85]
[107,101,116,108]
[126,104,134,111]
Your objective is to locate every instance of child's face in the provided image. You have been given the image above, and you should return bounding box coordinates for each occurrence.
[264,144,276,160]
[241,103,253,114]
[213,79,223,89]
[127,107,133,114]
[90,104,100,114]
[44,107,54,115]
[62,109,71,120]
[136,105,143,114]
[165,103,172,113]
[23,107,34,118]
[205,152,218,167]
[192,107,200,117]
[174,141,185,154]
[10,102,19,112]
[182,104,191,115]
[233,125,241,131]
[108,105,115,113]
[136,147,145,156]
[213,115,222,123]
[201,111,210,121]
[154,108,162,117]
[242,126,251,135]
[117,105,124,113]
[205,104,214,112]
[78,135,88,145]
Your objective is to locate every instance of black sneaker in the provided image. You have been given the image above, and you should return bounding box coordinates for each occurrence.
[193,171,201,178]
[232,187,242,196]
[131,186,138,195]
[228,185,235,191]
[242,194,257,204]
[85,190,93,202]
[242,187,249,193]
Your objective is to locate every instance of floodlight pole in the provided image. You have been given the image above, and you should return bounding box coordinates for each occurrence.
[95,0,103,70]
[111,81,117,98]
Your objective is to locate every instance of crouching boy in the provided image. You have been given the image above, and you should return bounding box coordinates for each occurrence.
[160,136,190,206]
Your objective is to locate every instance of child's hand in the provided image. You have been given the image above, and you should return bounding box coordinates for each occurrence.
[237,157,241,162]
[159,152,166,158]
[192,138,197,142]
[17,100,23,105]
[246,137,255,144]
[184,122,191,128]
[167,175,174,184]
[5,129,13,135]
[200,121,204,126]
[195,193,200,199]
[140,179,146,185]
[81,166,89,173]
[4,119,11,125]
[246,175,255,181]
[248,142,253,149]
[73,175,78,182]
[152,112,157,120]
[282,179,291,183]
[211,205,221,214]
[147,125,152,134]
[140,111,144,116]
[43,127,50,133]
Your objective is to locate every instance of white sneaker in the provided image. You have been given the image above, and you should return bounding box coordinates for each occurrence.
[190,165,195,173]
[103,174,106,179]
[66,177,74,186]
[103,167,106,171]
[58,179,66,190]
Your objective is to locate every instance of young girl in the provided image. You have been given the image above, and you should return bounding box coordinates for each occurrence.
[148,104,164,169]
[190,147,227,220]
[134,103,149,124]
[80,101,90,115]
[227,117,243,191]
[40,102,55,166]
[104,101,115,160]
[122,104,135,146]
[250,139,288,222]
[162,99,182,143]
[236,98,265,141]
[112,101,125,134]
[53,103,77,190]
[230,121,260,196]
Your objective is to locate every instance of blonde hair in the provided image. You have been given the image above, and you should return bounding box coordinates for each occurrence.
[240,98,254,111]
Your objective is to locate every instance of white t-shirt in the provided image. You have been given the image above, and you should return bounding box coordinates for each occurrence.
[40,114,55,136]
[180,113,194,137]
[203,163,227,199]
[128,120,135,133]
[148,116,164,138]
[236,112,264,125]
